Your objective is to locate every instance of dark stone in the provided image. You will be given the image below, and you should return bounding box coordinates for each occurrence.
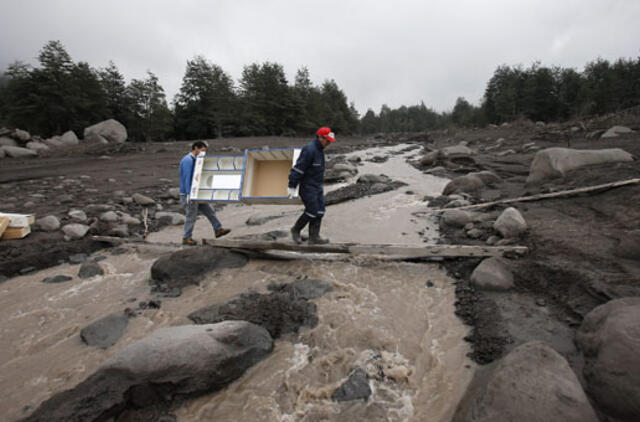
[331,368,371,402]
[150,247,248,290]
[78,262,104,279]
[326,179,406,205]
[43,275,73,284]
[80,312,129,349]
[20,266,36,275]
[426,281,434,287]
[68,254,87,264]
[139,300,161,310]
[92,255,107,262]
[189,288,318,339]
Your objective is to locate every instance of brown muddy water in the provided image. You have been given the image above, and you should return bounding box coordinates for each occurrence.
[0,144,475,421]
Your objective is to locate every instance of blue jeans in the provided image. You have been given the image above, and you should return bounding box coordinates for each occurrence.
[180,194,222,239]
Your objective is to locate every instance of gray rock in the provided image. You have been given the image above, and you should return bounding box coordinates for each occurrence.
[168,187,180,199]
[84,119,127,143]
[120,214,141,226]
[99,211,120,222]
[78,262,105,279]
[25,321,272,421]
[357,174,389,184]
[469,171,501,186]
[86,204,114,213]
[444,199,472,208]
[576,298,640,420]
[614,229,640,260]
[69,254,87,264]
[68,209,88,222]
[527,147,634,184]
[26,141,50,152]
[0,136,18,147]
[486,235,500,246]
[470,257,514,291]
[59,130,79,145]
[332,368,371,402]
[494,207,527,238]
[151,247,248,289]
[132,193,155,205]
[37,215,61,231]
[443,174,485,196]
[466,228,483,239]
[442,144,473,157]
[62,223,90,240]
[109,224,129,237]
[420,150,441,166]
[80,312,129,348]
[43,137,64,148]
[1,145,38,158]
[112,190,126,198]
[601,125,634,138]
[13,128,31,142]
[453,341,598,422]
[42,275,73,284]
[442,210,474,227]
[156,211,185,225]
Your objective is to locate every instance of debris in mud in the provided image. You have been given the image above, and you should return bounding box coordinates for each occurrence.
[23,321,273,422]
[189,279,332,338]
[325,174,407,205]
[150,246,248,292]
[332,368,372,402]
[80,312,129,349]
[42,275,72,284]
[77,261,104,279]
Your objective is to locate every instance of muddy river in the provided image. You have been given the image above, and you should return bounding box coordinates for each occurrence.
[0,144,475,421]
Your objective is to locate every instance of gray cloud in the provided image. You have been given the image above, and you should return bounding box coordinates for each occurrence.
[1,0,639,114]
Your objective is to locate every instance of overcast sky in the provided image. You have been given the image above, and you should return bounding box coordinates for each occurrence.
[1,0,639,114]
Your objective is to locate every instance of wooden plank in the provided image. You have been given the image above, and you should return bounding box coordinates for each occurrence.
[203,239,528,258]
[0,217,9,238]
[432,178,640,212]
[0,213,36,227]
[1,225,31,239]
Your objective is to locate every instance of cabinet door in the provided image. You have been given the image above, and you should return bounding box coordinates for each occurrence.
[190,152,245,202]
[240,148,302,205]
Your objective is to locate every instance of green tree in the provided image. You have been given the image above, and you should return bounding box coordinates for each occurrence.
[99,61,129,124]
[126,71,172,142]
[174,56,237,139]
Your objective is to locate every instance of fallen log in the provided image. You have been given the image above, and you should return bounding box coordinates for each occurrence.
[432,177,640,212]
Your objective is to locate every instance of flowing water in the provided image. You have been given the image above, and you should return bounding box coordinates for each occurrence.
[0,144,475,421]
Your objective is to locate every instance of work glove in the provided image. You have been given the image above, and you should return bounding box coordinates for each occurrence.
[287,187,296,198]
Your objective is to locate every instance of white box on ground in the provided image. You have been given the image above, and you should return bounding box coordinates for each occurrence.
[190,148,302,205]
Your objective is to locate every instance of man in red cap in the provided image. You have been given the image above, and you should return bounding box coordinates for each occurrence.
[287,127,336,244]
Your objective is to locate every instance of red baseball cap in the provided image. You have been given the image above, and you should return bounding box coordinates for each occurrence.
[317,127,336,142]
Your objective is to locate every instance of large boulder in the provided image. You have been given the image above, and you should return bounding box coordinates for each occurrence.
[26,141,50,152]
[1,145,38,158]
[23,321,273,422]
[453,341,598,422]
[0,136,18,147]
[526,147,634,184]
[493,207,527,238]
[443,174,485,196]
[59,130,79,145]
[83,119,127,144]
[470,257,514,291]
[601,125,634,139]
[151,246,248,289]
[576,298,640,420]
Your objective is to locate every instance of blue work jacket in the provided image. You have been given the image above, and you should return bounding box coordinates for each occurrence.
[288,138,325,192]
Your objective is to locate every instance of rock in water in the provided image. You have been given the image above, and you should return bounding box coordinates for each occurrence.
[332,368,371,402]
[470,257,514,291]
[80,312,129,348]
[23,321,272,422]
[78,262,104,279]
[526,147,633,184]
[453,341,598,422]
[83,119,128,143]
[493,207,527,238]
[576,298,640,420]
[150,247,248,289]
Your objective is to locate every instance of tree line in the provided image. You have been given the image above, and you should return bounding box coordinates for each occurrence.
[0,41,358,141]
[1,40,639,140]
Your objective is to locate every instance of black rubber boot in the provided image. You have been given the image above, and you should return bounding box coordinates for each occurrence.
[308,218,329,245]
[291,214,310,244]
